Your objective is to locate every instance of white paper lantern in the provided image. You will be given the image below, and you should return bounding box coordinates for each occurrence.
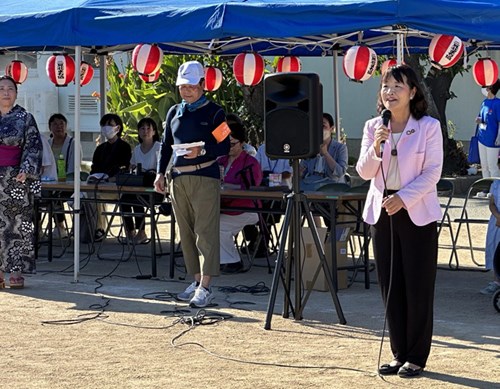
[5,60,28,84]
[79,61,94,86]
[46,54,75,87]
[233,53,264,86]
[428,34,464,69]
[204,66,223,91]
[380,58,398,75]
[472,58,499,87]
[132,44,163,75]
[343,45,377,82]
[276,56,302,73]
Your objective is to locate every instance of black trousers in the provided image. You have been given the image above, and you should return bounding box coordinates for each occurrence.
[372,209,437,368]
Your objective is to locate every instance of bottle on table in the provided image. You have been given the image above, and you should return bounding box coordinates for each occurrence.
[57,154,66,182]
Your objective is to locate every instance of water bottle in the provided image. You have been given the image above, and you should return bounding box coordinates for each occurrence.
[57,154,66,182]
[136,163,142,175]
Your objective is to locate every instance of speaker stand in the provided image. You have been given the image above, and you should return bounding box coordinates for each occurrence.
[264,160,346,330]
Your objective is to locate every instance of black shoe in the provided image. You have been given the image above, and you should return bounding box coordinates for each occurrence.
[398,365,423,378]
[220,261,243,274]
[94,229,105,242]
[378,363,402,375]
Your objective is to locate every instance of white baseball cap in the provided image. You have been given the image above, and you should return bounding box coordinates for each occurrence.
[176,61,205,86]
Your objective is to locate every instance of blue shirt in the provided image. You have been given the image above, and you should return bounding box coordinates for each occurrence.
[300,139,348,181]
[255,143,292,174]
[159,98,230,179]
[477,97,500,148]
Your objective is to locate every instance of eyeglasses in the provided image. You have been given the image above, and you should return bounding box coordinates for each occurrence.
[230,141,240,147]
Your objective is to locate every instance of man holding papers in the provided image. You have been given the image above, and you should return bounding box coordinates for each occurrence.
[155,60,230,308]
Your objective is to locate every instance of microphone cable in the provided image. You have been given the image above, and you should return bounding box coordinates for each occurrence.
[375,129,397,376]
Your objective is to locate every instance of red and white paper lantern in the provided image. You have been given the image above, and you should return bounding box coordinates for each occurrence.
[380,58,398,75]
[204,66,223,91]
[79,61,94,86]
[46,54,75,87]
[132,44,163,76]
[5,60,28,84]
[233,53,264,86]
[139,70,160,83]
[343,45,377,82]
[472,58,499,87]
[276,56,302,73]
[428,34,464,69]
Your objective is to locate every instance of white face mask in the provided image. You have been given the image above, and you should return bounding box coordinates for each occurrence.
[481,87,489,97]
[101,125,118,140]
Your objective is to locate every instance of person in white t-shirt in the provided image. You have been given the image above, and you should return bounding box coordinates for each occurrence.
[120,117,162,244]
[37,133,64,238]
[41,134,57,181]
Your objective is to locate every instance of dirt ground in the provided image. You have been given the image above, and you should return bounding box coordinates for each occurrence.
[2,199,499,389]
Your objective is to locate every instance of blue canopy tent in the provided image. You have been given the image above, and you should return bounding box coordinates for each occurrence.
[1,0,500,53]
[1,0,500,280]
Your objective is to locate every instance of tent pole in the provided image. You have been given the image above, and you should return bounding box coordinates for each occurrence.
[99,54,107,115]
[74,46,82,282]
[332,51,341,142]
[397,33,404,64]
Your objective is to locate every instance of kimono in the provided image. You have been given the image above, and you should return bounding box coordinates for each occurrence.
[0,104,42,273]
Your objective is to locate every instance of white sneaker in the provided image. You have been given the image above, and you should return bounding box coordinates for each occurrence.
[480,281,500,295]
[189,286,214,308]
[52,227,68,239]
[177,281,199,301]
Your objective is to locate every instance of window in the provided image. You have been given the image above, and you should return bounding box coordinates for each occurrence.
[68,95,99,114]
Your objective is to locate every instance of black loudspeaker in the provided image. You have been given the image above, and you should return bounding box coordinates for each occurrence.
[264,73,322,159]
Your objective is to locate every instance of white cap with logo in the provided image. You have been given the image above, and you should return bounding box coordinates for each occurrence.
[176,61,205,86]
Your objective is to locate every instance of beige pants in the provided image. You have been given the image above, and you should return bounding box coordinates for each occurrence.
[171,175,221,276]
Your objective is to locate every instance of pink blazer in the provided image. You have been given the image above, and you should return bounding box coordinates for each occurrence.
[356,115,443,226]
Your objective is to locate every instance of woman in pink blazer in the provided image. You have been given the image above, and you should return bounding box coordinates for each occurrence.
[356,65,443,378]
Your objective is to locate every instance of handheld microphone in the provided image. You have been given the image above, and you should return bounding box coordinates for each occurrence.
[380,109,392,156]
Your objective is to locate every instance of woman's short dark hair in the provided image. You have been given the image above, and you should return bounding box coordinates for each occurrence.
[99,113,124,137]
[137,117,160,143]
[488,79,500,95]
[377,64,428,120]
[48,113,68,126]
[228,121,247,143]
[226,113,244,126]
[0,75,18,91]
[323,113,335,127]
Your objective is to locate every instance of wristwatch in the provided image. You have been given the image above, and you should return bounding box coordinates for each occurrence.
[199,147,206,156]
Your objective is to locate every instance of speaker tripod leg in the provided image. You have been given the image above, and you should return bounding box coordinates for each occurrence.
[298,198,346,324]
[264,194,295,330]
